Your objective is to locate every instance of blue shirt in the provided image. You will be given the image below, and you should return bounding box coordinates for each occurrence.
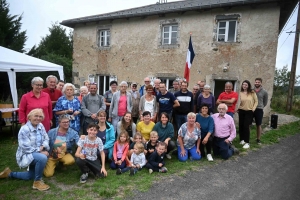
[156,92,176,113]
[195,114,214,138]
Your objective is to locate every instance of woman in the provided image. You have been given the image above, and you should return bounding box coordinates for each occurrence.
[196,104,214,161]
[0,109,50,191]
[83,80,90,91]
[197,85,215,114]
[136,111,155,141]
[78,86,88,102]
[53,83,81,133]
[152,112,176,159]
[238,80,258,149]
[108,81,132,131]
[177,112,201,162]
[117,112,136,142]
[44,115,79,177]
[139,85,158,122]
[19,77,52,132]
[104,80,118,119]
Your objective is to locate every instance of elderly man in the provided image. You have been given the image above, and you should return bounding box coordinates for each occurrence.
[129,82,140,123]
[139,77,151,96]
[44,115,79,177]
[153,78,161,96]
[42,75,63,128]
[168,80,180,94]
[194,80,206,113]
[81,83,106,135]
[211,103,239,159]
[216,82,238,118]
[192,84,199,100]
[254,78,268,144]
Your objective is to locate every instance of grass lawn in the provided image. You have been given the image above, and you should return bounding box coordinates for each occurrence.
[0,120,299,200]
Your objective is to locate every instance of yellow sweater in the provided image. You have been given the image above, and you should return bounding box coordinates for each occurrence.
[137,121,155,141]
[238,92,258,111]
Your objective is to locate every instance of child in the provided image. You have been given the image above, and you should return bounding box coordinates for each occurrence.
[75,123,107,184]
[116,142,146,176]
[146,131,160,159]
[110,131,130,171]
[145,142,168,174]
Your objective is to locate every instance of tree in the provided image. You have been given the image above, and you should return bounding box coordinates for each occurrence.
[274,65,300,95]
[0,0,27,52]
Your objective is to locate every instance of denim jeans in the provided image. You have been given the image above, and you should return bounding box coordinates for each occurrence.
[112,116,123,133]
[177,145,201,162]
[226,112,234,118]
[10,152,48,181]
[121,167,139,174]
[213,136,234,160]
[175,114,187,130]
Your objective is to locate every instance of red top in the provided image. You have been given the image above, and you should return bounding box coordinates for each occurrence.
[117,95,127,116]
[42,88,63,102]
[218,91,238,113]
[113,141,129,162]
[19,91,53,132]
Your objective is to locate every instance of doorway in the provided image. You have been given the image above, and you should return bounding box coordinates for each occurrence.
[214,79,237,112]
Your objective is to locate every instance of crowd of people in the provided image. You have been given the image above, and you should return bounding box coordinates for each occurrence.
[0,75,268,191]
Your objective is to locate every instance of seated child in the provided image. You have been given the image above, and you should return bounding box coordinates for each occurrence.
[145,131,160,159]
[116,142,146,176]
[128,132,146,158]
[145,142,168,174]
[110,131,130,170]
[75,123,107,184]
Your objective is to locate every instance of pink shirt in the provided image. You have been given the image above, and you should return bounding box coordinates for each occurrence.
[118,95,127,116]
[116,143,125,159]
[19,91,52,132]
[211,113,236,142]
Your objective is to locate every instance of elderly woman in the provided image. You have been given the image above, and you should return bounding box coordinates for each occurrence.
[137,111,155,141]
[44,115,79,177]
[152,112,176,159]
[197,84,215,114]
[19,77,52,132]
[139,85,158,122]
[238,80,258,149]
[0,109,50,191]
[108,81,132,131]
[53,83,81,133]
[117,112,136,142]
[196,104,214,161]
[78,86,89,102]
[177,112,201,162]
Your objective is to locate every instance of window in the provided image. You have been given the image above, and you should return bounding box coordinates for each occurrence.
[162,25,178,45]
[217,21,237,42]
[98,30,110,47]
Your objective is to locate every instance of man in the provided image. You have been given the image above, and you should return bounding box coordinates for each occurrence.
[139,77,151,96]
[42,75,63,128]
[194,80,206,112]
[168,80,180,94]
[253,78,268,144]
[129,82,140,123]
[192,84,199,100]
[81,83,106,135]
[157,82,180,121]
[44,115,79,177]
[216,82,238,117]
[153,78,161,96]
[56,80,65,91]
[212,104,239,159]
[174,81,193,129]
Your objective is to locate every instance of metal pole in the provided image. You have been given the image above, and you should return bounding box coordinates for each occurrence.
[286,2,300,112]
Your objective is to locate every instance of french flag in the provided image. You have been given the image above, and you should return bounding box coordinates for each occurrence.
[184,36,195,82]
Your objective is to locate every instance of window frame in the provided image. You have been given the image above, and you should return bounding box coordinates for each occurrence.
[98,29,110,47]
[162,24,178,45]
[217,20,237,43]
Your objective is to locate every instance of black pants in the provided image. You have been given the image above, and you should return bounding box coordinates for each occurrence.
[166,140,176,154]
[132,117,138,124]
[200,136,212,156]
[76,157,101,175]
[145,163,162,172]
[238,109,253,143]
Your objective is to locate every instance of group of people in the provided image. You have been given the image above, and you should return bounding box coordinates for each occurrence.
[0,75,268,191]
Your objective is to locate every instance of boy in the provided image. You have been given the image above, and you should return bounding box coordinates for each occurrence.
[75,123,107,183]
[145,131,160,159]
[145,142,168,174]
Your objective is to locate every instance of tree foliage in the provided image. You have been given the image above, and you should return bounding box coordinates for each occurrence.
[0,0,27,52]
[274,65,300,95]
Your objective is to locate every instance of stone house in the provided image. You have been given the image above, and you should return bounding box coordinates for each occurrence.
[61,0,297,117]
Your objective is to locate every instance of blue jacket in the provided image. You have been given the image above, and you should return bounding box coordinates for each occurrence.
[139,85,145,97]
[48,127,79,154]
[103,122,115,159]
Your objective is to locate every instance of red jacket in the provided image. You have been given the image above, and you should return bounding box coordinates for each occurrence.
[113,141,129,162]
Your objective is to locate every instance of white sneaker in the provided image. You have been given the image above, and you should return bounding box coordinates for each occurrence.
[206,154,213,162]
[243,143,250,149]
[149,169,153,174]
[239,140,245,145]
[165,153,172,159]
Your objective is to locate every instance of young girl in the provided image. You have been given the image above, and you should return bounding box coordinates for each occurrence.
[146,131,160,159]
[75,124,107,184]
[110,131,130,170]
[116,142,146,176]
[127,132,147,158]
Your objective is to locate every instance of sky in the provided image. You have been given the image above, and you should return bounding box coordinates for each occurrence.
[7,0,300,76]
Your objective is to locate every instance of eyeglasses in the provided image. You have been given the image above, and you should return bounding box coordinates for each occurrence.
[144,81,150,83]
[61,121,70,124]
[34,84,43,87]
[193,89,199,91]
[33,115,43,118]
[90,83,97,85]
[132,85,137,88]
